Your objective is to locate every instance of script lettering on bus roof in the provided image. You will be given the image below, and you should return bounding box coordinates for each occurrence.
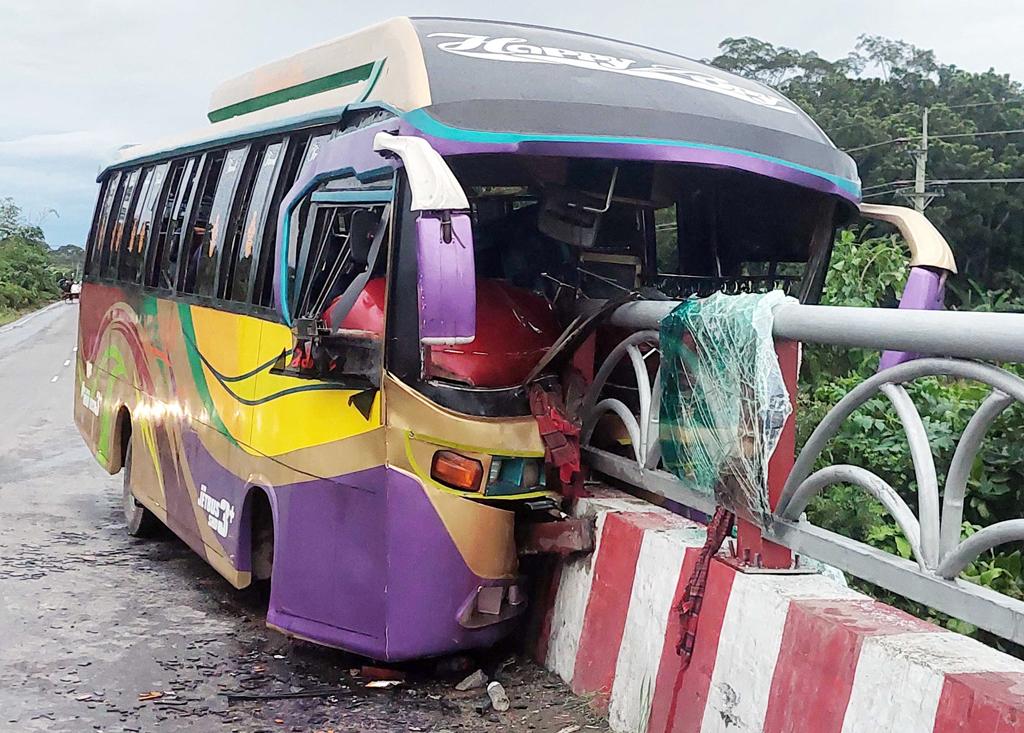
[427,32,795,113]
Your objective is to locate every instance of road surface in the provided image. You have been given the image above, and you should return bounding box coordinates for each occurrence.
[0,303,605,732]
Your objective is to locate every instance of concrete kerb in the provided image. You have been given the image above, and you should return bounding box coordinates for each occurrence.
[531,487,1024,733]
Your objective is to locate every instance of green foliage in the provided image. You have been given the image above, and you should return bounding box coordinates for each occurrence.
[801,230,909,379]
[0,198,81,322]
[711,35,1024,290]
[49,244,86,271]
[713,33,1024,646]
[797,228,1024,647]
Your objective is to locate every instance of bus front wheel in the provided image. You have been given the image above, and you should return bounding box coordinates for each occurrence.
[123,442,158,537]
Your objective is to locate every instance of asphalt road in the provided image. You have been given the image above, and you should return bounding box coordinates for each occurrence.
[0,303,606,733]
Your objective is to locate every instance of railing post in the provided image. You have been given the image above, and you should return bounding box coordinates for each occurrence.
[735,339,798,569]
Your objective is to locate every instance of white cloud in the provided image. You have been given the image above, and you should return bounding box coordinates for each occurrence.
[0,130,124,163]
[2,0,1023,246]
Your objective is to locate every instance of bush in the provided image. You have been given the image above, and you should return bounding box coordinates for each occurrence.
[799,227,1024,647]
[0,198,77,317]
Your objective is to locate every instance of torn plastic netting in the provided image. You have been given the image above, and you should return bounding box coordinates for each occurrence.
[659,291,794,527]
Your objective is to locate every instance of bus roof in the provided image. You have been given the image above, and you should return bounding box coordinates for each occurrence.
[105,17,860,201]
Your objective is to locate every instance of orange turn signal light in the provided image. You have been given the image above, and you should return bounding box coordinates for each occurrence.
[431,450,484,492]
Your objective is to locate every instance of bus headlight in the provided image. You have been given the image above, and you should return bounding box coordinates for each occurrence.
[431,450,484,492]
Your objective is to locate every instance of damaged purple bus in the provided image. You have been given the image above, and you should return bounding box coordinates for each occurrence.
[77,17,954,661]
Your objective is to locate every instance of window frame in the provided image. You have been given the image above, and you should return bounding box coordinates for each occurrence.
[80,117,378,322]
[120,163,169,285]
[219,139,285,304]
[94,171,126,280]
[293,199,391,323]
[83,177,110,278]
[150,155,204,293]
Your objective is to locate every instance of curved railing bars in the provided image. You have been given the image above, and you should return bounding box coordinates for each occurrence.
[941,390,1014,555]
[777,463,925,568]
[779,358,1024,513]
[879,383,940,569]
[584,300,1024,646]
[937,519,1024,579]
[778,358,1024,582]
[581,330,661,467]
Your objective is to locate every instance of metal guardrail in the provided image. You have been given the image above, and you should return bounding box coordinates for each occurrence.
[585,301,1024,645]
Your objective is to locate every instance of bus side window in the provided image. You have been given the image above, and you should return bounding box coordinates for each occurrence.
[88,173,120,277]
[284,133,335,306]
[184,147,247,298]
[83,180,106,278]
[251,131,315,308]
[222,141,283,303]
[121,164,167,284]
[148,156,201,291]
[180,151,227,294]
[103,169,141,280]
[296,204,386,323]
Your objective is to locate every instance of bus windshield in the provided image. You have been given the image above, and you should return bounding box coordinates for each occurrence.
[408,154,836,392]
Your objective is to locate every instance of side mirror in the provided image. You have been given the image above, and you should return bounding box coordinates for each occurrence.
[415,211,476,345]
[858,203,957,371]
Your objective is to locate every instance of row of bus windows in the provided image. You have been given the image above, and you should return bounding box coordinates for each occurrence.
[85,127,335,308]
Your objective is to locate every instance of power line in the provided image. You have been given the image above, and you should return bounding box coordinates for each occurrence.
[931,127,1024,142]
[843,127,1024,154]
[948,99,1024,110]
[862,178,1024,199]
[932,177,1024,185]
[830,99,1022,138]
[843,137,913,153]
[862,180,913,191]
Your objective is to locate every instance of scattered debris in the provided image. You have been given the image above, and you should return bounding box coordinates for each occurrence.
[137,691,164,702]
[223,687,350,701]
[455,669,489,691]
[365,680,403,690]
[474,692,494,715]
[556,726,582,733]
[486,681,510,712]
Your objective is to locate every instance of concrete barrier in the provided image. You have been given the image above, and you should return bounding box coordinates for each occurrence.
[531,488,1024,732]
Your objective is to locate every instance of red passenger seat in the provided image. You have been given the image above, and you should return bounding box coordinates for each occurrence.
[324,278,560,388]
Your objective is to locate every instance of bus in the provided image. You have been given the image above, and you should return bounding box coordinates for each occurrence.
[75,17,937,661]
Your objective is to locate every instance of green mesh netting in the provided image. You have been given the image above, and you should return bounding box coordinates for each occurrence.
[659,291,794,527]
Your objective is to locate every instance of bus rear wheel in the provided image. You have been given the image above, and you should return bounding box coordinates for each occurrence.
[123,442,158,537]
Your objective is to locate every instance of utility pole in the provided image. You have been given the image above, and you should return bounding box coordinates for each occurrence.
[905,106,939,211]
[914,107,928,212]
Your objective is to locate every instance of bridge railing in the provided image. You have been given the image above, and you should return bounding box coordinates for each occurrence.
[583,300,1024,646]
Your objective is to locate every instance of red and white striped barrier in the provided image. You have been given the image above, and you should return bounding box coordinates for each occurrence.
[531,489,1024,732]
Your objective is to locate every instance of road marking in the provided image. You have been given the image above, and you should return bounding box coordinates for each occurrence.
[63,359,71,367]
[50,376,59,383]
[73,346,78,352]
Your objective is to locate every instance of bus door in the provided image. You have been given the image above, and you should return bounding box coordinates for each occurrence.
[250,188,393,638]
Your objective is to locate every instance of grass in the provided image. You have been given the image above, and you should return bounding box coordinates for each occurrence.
[0,301,55,327]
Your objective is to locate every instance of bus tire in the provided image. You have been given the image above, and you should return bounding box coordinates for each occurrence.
[123,442,158,537]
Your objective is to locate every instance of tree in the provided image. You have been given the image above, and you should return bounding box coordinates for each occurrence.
[0,197,46,245]
[710,36,1024,289]
[0,198,66,315]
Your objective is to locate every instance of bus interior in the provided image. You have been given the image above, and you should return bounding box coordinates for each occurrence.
[292,153,843,396]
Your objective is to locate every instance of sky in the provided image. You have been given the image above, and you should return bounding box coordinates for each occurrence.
[2,0,1022,247]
